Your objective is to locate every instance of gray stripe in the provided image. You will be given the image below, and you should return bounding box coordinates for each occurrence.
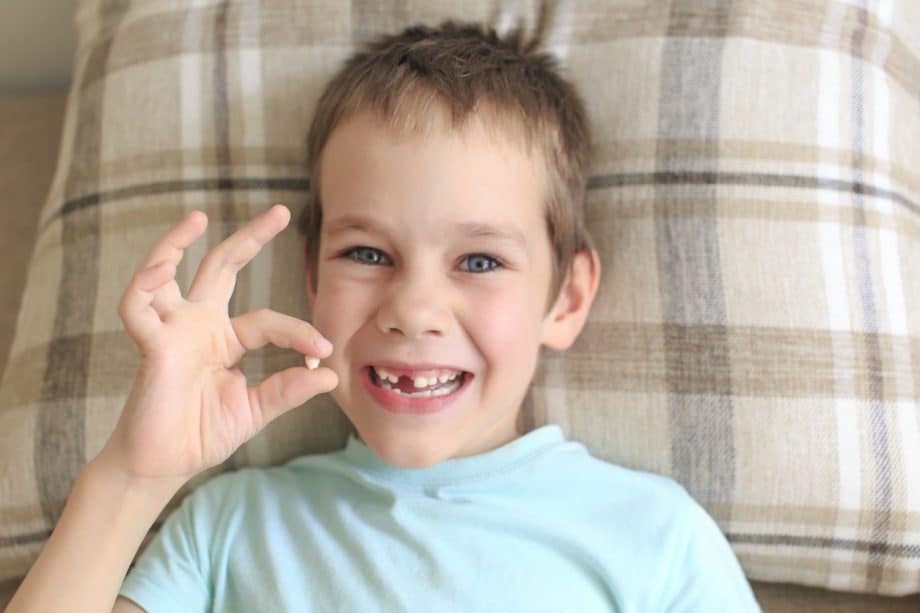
[214,0,234,234]
[851,2,893,591]
[38,169,919,234]
[213,0,240,476]
[656,1,735,504]
[41,178,311,232]
[587,171,920,216]
[214,0,236,241]
[34,1,131,526]
[727,533,920,558]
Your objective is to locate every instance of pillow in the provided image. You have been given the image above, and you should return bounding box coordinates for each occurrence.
[1,0,917,596]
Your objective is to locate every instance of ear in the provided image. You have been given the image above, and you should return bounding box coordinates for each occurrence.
[302,235,318,309]
[540,248,601,351]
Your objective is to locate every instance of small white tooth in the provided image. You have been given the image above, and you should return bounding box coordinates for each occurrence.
[305,357,320,370]
[438,374,449,383]
[387,374,399,383]
[420,390,432,397]
[381,381,393,390]
[375,366,394,380]
[413,376,428,388]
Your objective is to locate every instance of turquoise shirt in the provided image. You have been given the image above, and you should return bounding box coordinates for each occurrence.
[119,424,759,612]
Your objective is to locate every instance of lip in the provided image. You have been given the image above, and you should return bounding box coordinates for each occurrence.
[361,365,473,416]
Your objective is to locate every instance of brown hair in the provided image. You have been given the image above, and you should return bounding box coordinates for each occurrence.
[297,19,594,311]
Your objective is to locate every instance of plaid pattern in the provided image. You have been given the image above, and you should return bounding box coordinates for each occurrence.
[0,0,918,596]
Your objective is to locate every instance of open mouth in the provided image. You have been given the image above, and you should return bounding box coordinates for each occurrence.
[368,365,470,398]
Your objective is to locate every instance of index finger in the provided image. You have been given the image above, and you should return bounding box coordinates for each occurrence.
[186,204,290,304]
[135,210,208,274]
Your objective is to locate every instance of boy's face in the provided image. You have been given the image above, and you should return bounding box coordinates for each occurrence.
[307,109,575,468]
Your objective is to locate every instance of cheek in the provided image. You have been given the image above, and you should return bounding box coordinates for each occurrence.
[312,277,373,342]
[468,282,542,366]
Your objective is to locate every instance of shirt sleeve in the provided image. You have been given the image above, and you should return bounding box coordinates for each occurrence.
[117,484,214,613]
[658,496,762,613]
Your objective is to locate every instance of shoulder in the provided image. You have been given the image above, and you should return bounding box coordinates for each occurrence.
[564,455,759,609]
[543,445,715,549]
[168,463,299,525]
[529,442,704,553]
[544,441,695,516]
[152,463,307,555]
[196,462,305,501]
[178,448,352,515]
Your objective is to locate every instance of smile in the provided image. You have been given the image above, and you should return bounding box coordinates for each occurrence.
[361,365,473,415]
[369,365,467,397]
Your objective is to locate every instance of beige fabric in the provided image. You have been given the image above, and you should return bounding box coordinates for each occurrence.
[0,95,67,380]
[0,0,918,597]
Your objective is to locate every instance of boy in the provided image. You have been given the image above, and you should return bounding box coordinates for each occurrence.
[9,20,759,612]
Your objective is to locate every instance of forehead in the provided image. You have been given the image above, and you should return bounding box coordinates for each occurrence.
[319,110,547,239]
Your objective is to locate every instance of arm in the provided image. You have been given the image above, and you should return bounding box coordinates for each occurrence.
[6,453,181,613]
[9,205,334,611]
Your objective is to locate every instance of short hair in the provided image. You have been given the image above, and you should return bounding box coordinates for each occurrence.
[297,19,595,311]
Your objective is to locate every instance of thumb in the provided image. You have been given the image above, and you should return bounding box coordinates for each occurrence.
[248,366,339,427]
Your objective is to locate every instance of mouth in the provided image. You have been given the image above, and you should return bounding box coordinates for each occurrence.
[361,364,473,415]
[369,365,469,397]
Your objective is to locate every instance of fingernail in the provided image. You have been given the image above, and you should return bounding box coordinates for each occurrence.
[315,335,333,353]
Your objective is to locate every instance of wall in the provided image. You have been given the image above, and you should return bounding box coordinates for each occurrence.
[0,0,76,93]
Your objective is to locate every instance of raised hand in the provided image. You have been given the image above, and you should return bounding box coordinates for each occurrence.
[97,204,337,489]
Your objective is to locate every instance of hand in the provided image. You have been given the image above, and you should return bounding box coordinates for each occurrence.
[96,204,337,488]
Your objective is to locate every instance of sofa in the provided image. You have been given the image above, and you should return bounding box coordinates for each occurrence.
[2,1,919,609]
[2,87,919,613]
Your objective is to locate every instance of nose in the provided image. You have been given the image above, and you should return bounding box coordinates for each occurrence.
[375,268,450,338]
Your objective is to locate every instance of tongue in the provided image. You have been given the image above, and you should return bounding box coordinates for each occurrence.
[393,378,420,393]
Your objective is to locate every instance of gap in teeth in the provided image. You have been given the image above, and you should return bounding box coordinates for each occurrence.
[371,367,463,396]
[372,366,462,389]
[376,378,462,398]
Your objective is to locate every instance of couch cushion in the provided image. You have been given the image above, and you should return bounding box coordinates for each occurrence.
[0,0,917,596]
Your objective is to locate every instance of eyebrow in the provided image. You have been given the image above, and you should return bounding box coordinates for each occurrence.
[324,215,529,250]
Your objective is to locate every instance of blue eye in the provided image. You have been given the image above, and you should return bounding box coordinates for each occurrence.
[460,254,501,273]
[346,246,390,266]
[341,247,501,273]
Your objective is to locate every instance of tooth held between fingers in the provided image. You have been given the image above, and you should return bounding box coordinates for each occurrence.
[305,356,320,370]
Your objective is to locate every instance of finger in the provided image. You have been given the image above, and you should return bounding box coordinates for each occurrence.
[186,204,290,305]
[228,308,333,367]
[137,210,208,273]
[134,210,208,311]
[149,277,184,317]
[118,260,178,346]
[248,366,338,428]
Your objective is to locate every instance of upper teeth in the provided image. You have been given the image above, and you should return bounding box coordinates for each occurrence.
[373,366,462,388]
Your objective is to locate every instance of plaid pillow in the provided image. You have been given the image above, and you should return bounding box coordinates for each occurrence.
[1,0,917,596]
